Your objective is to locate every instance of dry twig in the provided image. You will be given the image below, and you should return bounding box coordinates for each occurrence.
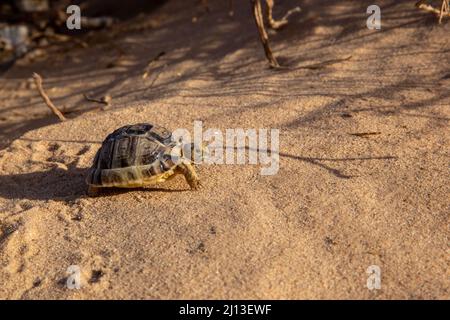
[251,0,301,67]
[32,72,66,121]
[266,0,301,29]
[416,0,450,23]
[84,94,112,106]
[349,132,382,138]
[142,51,166,79]
[251,0,280,68]
[300,56,352,70]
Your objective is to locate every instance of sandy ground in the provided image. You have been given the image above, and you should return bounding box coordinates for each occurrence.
[0,0,449,299]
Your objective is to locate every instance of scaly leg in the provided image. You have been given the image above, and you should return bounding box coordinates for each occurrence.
[178,162,202,190]
[155,169,176,184]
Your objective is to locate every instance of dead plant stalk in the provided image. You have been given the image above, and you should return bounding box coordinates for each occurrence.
[32,72,67,122]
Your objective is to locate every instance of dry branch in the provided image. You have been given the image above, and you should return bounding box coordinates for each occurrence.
[32,72,66,122]
[266,0,301,29]
[416,0,450,23]
[84,94,112,106]
[251,0,280,68]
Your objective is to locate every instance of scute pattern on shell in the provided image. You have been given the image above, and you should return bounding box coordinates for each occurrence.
[86,123,178,186]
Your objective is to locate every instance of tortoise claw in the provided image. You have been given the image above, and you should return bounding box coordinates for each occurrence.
[190,180,203,191]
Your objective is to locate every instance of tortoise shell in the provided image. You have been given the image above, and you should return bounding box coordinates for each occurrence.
[86,123,181,187]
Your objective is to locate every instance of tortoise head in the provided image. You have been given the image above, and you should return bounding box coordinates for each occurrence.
[181,142,209,164]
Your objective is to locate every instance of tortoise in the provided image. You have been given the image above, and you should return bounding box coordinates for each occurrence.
[86,123,205,195]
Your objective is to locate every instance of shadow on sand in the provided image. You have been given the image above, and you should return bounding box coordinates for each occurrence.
[0,165,186,202]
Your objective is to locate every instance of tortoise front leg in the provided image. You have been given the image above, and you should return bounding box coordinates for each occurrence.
[178,162,202,190]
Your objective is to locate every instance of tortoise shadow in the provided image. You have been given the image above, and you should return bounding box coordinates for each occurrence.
[0,166,186,202]
[90,186,189,198]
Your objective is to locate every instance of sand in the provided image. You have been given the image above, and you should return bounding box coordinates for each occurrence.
[0,0,449,299]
